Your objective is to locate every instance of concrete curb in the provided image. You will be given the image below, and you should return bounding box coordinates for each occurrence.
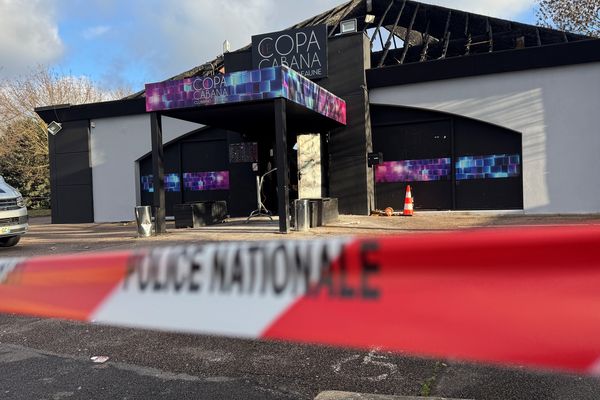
[314,391,472,400]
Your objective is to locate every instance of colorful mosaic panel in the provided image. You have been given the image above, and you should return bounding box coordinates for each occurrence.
[375,158,451,183]
[183,171,230,191]
[145,66,346,125]
[141,173,181,193]
[456,154,521,180]
[281,67,346,124]
[146,68,281,111]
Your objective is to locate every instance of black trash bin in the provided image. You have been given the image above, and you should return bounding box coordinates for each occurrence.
[301,198,339,227]
[173,201,227,228]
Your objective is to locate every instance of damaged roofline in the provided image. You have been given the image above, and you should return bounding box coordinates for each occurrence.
[367,38,600,88]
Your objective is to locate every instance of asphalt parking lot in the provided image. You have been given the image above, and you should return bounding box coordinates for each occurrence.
[4,212,600,257]
[1,212,600,399]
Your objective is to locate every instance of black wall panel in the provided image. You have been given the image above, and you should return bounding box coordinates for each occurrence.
[455,178,522,210]
[54,153,94,186]
[454,119,521,155]
[54,186,94,223]
[223,49,253,73]
[48,120,94,223]
[52,120,90,153]
[319,33,373,214]
[374,121,451,160]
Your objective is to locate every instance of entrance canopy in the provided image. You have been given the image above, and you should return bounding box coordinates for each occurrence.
[145,65,346,133]
[144,66,346,233]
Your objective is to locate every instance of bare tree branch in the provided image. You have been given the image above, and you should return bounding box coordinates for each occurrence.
[0,65,131,208]
[536,0,600,37]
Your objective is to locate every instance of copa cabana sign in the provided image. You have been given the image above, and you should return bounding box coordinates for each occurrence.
[251,25,328,79]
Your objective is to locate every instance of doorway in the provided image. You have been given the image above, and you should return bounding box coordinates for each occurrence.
[372,105,523,210]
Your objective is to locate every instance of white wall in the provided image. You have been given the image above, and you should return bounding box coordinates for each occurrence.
[90,115,203,222]
[370,62,600,213]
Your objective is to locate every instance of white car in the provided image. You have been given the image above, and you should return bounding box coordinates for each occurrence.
[0,176,28,247]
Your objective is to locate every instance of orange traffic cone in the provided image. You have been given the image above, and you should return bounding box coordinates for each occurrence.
[403,185,414,216]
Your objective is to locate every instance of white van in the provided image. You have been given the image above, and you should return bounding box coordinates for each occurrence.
[0,176,28,247]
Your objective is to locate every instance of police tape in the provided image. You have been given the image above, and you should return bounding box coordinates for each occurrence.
[1,225,600,375]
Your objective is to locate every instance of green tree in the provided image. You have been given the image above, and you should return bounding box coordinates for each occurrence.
[536,0,600,37]
[0,66,129,208]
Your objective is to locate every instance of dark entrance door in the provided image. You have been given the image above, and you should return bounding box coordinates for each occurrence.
[374,120,453,210]
[180,140,230,205]
[454,119,523,210]
[371,105,523,211]
[139,127,262,218]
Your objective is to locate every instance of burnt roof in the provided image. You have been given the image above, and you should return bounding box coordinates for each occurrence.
[127,0,592,99]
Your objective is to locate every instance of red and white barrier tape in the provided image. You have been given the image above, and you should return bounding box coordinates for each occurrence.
[1,225,600,375]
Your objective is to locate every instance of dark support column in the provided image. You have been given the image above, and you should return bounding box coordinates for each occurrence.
[274,98,290,233]
[150,112,166,234]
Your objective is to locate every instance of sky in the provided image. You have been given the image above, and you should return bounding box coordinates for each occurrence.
[0,0,538,93]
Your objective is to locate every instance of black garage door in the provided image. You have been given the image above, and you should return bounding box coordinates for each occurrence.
[372,105,523,211]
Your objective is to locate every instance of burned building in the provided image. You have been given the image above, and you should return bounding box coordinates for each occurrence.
[36,0,600,232]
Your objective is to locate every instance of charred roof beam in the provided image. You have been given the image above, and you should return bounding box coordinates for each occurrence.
[378,0,407,67]
[419,20,431,61]
[399,3,420,64]
[370,0,395,47]
[440,10,452,59]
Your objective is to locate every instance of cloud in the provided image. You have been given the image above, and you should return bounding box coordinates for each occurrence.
[125,0,344,81]
[44,0,536,90]
[83,25,111,40]
[0,0,64,79]
[425,0,535,19]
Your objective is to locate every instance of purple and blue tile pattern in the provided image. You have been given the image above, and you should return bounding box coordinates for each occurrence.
[375,154,521,183]
[455,154,520,180]
[141,173,180,193]
[183,171,230,191]
[146,68,281,111]
[375,158,451,183]
[141,171,230,192]
[145,66,345,125]
[281,67,346,124]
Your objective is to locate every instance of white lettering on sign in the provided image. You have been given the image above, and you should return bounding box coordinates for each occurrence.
[252,25,328,79]
[191,76,229,104]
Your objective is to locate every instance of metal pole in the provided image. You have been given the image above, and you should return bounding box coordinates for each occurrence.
[150,112,166,234]
[274,99,290,233]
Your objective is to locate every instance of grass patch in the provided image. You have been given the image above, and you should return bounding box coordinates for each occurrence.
[420,361,446,397]
[28,208,51,218]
